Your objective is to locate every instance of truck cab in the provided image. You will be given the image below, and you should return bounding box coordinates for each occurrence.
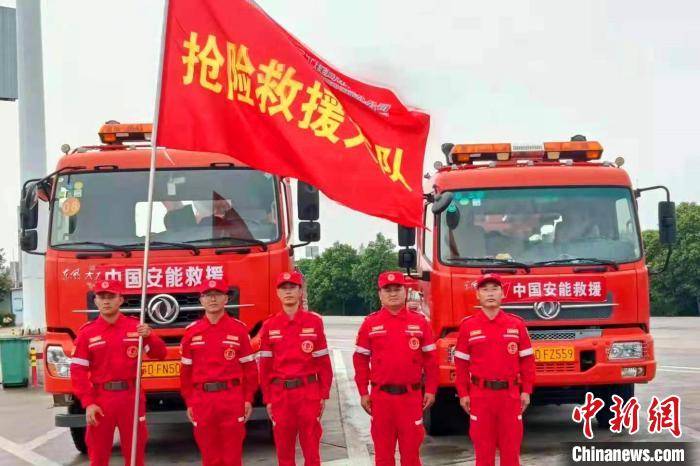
[18,122,321,452]
[398,137,677,435]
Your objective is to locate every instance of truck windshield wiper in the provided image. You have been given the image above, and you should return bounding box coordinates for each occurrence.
[184,236,268,251]
[445,257,531,272]
[123,241,200,255]
[530,257,619,270]
[53,241,131,256]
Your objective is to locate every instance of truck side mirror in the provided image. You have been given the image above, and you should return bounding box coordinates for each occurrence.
[398,248,417,269]
[658,201,677,246]
[431,192,454,215]
[20,181,39,230]
[20,230,38,252]
[298,221,320,242]
[398,225,415,247]
[297,182,319,221]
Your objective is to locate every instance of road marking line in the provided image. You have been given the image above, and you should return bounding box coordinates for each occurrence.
[332,349,372,466]
[657,368,700,374]
[659,365,700,371]
[23,427,66,451]
[0,434,63,466]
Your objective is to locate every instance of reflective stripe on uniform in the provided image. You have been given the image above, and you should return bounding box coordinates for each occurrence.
[239,353,256,363]
[421,343,436,352]
[70,357,90,367]
[453,350,470,361]
[312,348,329,358]
[257,350,273,358]
[355,345,371,356]
[519,347,534,357]
[181,357,193,365]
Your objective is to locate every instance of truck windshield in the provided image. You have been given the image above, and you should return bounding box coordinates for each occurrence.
[439,187,641,266]
[50,169,280,249]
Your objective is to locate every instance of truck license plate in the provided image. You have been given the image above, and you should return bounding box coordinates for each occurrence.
[141,361,181,378]
[534,346,575,362]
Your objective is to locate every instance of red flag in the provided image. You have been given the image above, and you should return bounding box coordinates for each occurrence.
[157,0,429,227]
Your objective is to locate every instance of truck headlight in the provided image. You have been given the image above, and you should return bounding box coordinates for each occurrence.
[609,341,643,360]
[46,346,71,378]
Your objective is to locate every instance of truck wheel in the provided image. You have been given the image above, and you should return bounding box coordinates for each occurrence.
[424,388,467,436]
[595,384,634,430]
[68,403,88,454]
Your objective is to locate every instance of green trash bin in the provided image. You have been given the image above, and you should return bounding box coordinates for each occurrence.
[0,337,31,388]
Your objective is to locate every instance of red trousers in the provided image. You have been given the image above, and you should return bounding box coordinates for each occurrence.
[468,388,523,466]
[370,389,425,466]
[190,386,247,466]
[269,383,323,466]
[85,388,147,466]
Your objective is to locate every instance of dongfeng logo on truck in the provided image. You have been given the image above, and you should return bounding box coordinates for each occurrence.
[147,294,180,325]
[533,301,562,320]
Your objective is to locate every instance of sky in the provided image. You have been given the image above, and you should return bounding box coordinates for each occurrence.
[0,0,698,262]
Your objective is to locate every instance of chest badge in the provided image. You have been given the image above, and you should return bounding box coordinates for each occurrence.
[408,337,421,350]
[301,340,315,353]
[507,341,518,355]
[126,346,138,358]
[224,347,236,360]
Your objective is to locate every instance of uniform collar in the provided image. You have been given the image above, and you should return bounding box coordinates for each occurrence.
[478,308,504,323]
[274,307,304,326]
[380,306,408,319]
[96,312,125,329]
[202,311,230,328]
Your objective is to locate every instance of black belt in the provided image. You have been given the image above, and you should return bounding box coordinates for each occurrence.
[196,379,242,393]
[271,374,318,389]
[471,375,516,390]
[102,380,130,391]
[374,383,422,395]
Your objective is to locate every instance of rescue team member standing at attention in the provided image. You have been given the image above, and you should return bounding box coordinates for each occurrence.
[353,271,439,466]
[258,271,333,466]
[454,274,536,466]
[180,279,259,466]
[70,279,167,466]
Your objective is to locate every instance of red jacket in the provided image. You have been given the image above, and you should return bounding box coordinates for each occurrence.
[454,309,536,398]
[180,313,259,405]
[70,313,167,408]
[353,307,438,396]
[258,309,333,404]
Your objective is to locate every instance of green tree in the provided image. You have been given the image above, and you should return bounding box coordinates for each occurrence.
[352,233,399,312]
[305,243,363,315]
[643,202,700,316]
[0,250,11,299]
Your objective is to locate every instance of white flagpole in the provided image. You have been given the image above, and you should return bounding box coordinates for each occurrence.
[130,0,170,463]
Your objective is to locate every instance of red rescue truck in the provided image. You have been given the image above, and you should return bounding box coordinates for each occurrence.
[18,122,321,452]
[397,136,676,435]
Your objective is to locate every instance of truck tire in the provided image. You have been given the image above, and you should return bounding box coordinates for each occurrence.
[68,402,88,454]
[424,388,467,436]
[594,384,634,430]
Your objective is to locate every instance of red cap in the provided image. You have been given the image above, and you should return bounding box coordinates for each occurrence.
[378,271,407,289]
[276,271,303,288]
[94,279,122,295]
[475,273,503,288]
[200,279,228,294]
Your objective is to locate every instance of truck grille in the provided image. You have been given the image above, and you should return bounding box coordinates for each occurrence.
[86,287,240,328]
[529,328,602,341]
[536,361,577,373]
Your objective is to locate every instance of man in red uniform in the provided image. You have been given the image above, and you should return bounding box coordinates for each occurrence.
[353,271,439,466]
[258,271,333,466]
[454,274,536,466]
[180,279,258,466]
[70,279,167,466]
